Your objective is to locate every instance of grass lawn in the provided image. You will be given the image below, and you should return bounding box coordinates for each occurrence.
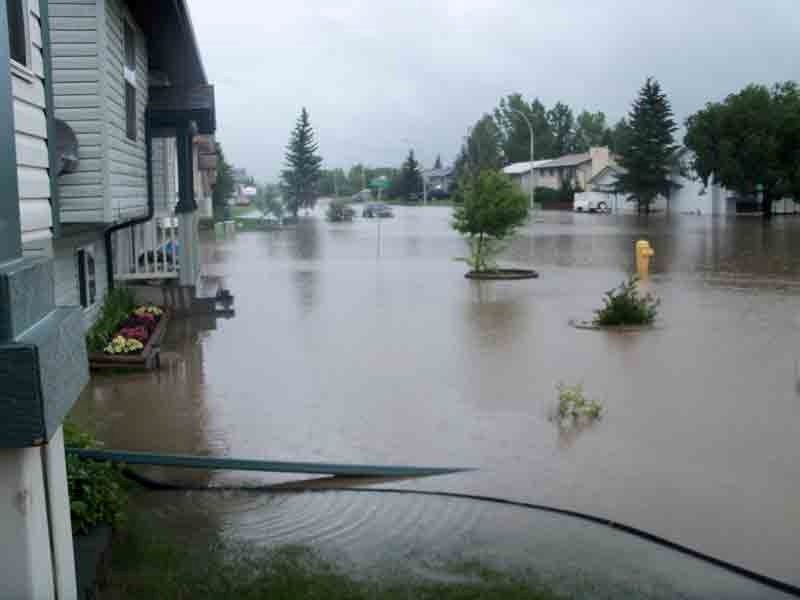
[101,519,567,600]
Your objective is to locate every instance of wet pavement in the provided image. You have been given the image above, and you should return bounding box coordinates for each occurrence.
[73,205,800,590]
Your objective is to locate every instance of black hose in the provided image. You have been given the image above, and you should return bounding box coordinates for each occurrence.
[122,469,800,598]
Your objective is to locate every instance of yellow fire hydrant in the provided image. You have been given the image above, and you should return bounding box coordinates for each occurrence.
[636,240,654,278]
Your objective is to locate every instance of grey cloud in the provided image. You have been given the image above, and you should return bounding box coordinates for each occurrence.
[187,0,800,180]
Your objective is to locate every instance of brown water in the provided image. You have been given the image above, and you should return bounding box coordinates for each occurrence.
[74,206,800,590]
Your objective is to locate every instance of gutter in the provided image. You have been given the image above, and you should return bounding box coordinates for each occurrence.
[103,108,154,291]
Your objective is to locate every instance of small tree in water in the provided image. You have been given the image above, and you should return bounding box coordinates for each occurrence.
[452,170,528,272]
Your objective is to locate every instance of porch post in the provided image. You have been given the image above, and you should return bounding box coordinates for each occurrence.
[0,3,85,598]
[176,124,198,286]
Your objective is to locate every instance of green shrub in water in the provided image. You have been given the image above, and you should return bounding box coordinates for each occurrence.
[593,276,660,326]
[64,422,129,535]
[85,287,137,352]
[556,383,603,429]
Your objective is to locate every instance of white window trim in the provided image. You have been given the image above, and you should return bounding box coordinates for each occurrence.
[77,244,98,311]
[7,0,31,71]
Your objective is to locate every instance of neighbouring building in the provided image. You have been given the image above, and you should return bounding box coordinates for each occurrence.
[503,146,615,195]
[421,165,455,196]
[44,0,222,322]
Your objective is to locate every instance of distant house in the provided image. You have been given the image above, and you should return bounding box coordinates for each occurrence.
[579,150,742,215]
[421,166,454,195]
[503,147,614,195]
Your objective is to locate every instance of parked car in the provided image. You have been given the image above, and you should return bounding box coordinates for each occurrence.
[573,192,610,213]
[351,189,372,203]
[427,188,449,200]
[362,203,394,218]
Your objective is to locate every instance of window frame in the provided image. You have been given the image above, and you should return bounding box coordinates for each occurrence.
[76,245,97,310]
[6,0,30,70]
[122,17,137,141]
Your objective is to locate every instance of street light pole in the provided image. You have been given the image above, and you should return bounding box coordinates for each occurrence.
[510,109,535,210]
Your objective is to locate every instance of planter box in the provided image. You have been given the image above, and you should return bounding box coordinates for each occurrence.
[88,311,170,371]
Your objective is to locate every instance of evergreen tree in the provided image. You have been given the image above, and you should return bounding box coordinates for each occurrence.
[616,78,678,213]
[394,149,422,198]
[281,108,322,216]
[434,154,442,170]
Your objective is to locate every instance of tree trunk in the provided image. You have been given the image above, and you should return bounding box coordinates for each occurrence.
[762,193,773,220]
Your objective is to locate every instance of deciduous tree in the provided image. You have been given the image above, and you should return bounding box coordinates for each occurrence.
[685,82,800,218]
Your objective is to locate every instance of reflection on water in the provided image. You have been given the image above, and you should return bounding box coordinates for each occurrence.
[74,207,800,587]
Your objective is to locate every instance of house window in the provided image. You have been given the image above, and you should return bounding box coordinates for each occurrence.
[123,20,136,140]
[76,247,97,308]
[125,82,136,140]
[6,0,28,66]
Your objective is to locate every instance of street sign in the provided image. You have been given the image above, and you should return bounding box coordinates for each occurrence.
[370,176,390,189]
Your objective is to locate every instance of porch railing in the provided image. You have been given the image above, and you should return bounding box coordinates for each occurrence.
[114,216,180,281]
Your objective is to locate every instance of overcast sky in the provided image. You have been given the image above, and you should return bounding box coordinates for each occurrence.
[187,0,800,181]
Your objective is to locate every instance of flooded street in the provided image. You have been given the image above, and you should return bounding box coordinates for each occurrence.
[74,206,800,590]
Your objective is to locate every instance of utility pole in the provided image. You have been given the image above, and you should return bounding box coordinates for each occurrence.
[510,108,535,210]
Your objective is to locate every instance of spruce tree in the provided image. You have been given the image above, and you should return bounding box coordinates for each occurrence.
[616,78,678,213]
[281,108,322,216]
[398,149,422,197]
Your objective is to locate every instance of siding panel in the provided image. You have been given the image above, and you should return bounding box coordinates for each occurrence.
[49,0,107,220]
[105,0,148,220]
[16,6,52,247]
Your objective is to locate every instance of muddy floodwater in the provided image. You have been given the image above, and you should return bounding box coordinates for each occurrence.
[74,206,800,592]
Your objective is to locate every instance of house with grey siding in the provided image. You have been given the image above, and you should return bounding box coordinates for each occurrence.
[43,0,220,326]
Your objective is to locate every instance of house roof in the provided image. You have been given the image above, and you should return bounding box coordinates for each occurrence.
[502,160,553,175]
[422,167,454,178]
[127,1,207,86]
[540,152,591,169]
[587,165,625,185]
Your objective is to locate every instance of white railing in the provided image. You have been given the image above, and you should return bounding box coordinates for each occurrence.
[114,217,180,281]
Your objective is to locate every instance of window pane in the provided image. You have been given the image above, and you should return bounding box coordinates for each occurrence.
[76,249,87,308]
[7,0,26,65]
[125,82,136,140]
[124,21,135,71]
[87,254,96,305]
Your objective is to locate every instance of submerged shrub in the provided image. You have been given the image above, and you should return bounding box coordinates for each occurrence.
[556,383,603,429]
[593,276,659,326]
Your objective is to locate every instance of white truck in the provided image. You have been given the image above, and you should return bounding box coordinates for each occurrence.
[573,191,611,213]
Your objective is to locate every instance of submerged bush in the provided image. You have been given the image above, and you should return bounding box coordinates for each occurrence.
[64,422,129,535]
[556,383,603,430]
[326,198,355,222]
[85,287,137,352]
[593,276,660,326]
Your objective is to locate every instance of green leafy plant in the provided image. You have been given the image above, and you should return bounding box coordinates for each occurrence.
[593,276,660,326]
[452,169,528,272]
[556,383,603,429]
[64,422,129,535]
[85,288,137,352]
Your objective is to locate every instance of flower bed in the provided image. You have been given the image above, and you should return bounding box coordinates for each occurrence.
[88,303,169,370]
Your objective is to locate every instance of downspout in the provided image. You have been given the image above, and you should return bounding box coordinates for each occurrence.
[103,108,154,291]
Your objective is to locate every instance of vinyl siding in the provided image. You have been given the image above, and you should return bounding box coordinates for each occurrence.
[104,0,147,221]
[16,1,52,249]
[52,225,108,328]
[49,0,104,222]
